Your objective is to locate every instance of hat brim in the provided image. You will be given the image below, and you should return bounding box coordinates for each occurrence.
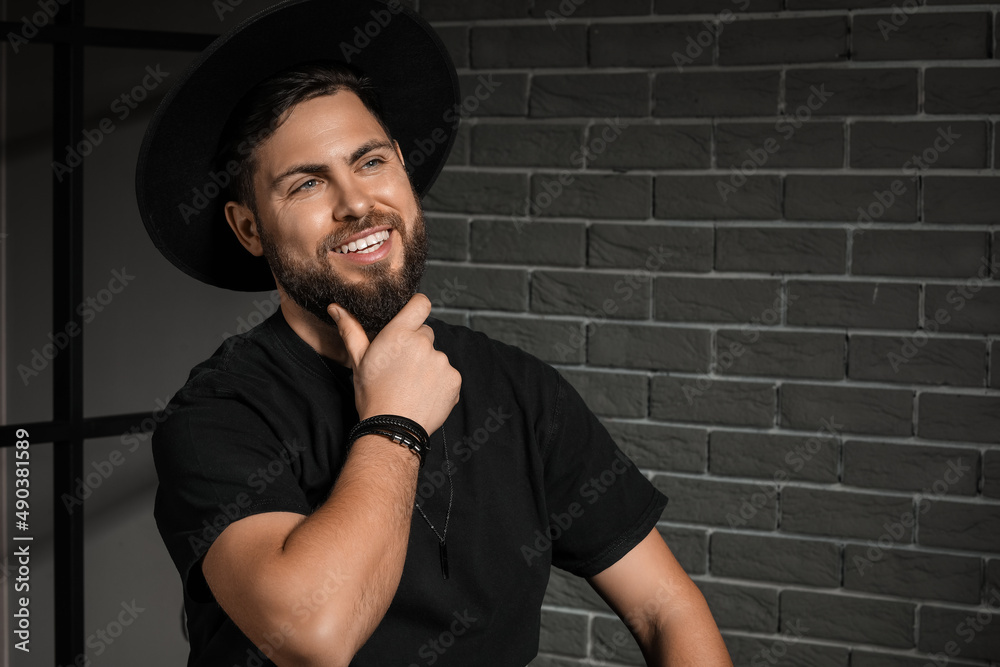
[136,0,459,292]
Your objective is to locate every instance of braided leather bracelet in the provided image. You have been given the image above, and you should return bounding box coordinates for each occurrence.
[348,415,430,467]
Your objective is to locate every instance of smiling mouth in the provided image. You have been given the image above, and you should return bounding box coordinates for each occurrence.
[332,229,391,255]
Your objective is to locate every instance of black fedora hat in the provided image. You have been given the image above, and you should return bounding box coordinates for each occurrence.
[136,0,459,292]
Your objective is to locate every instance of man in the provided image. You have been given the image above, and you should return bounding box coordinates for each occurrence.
[136,1,732,665]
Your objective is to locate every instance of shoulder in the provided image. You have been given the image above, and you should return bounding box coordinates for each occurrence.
[152,315,325,462]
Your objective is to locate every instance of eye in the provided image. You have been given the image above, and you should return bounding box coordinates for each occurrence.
[362,157,384,169]
[295,178,319,192]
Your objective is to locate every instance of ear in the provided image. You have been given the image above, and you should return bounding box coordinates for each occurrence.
[224,201,264,257]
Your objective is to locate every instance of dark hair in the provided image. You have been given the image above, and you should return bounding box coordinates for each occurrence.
[214,61,392,214]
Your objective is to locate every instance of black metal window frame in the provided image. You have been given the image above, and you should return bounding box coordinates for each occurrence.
[1,4,215,663]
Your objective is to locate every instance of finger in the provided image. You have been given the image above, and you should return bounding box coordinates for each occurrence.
[382,293,432,333]
[328,304,369,370]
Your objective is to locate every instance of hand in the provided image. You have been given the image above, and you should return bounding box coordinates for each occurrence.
[328,294,461,435]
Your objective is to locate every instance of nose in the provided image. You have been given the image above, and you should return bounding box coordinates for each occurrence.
[330,173,374,222]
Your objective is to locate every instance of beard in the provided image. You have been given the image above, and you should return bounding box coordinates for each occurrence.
[257,205,428,339]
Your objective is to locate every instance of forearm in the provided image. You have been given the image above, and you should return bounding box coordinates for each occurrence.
[638,580,732,667]
[211,434,420,666]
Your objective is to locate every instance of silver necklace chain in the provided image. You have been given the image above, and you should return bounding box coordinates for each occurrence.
[414,428,453,580]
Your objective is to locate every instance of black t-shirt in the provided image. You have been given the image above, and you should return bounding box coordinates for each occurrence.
[152,311,668,667]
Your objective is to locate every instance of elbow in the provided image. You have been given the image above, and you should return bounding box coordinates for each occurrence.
[253,607,358,667]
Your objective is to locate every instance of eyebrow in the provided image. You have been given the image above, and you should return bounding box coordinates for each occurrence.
[269,139,396,191]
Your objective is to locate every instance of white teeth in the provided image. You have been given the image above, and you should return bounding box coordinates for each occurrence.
[335,230,390,254]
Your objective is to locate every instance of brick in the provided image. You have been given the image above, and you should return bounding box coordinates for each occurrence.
[723,635,848,667]
[603,420,706,473]
[850,121,989,169]
[423,170,528,215]
[590,22,712,68]
[850,652,985,667]
[653,473,778,529]
[471,123,585,168]
[845,545,982,604]
[471,25,586,69]
[853,230,989,279]
[469,315,585,364]
[924,285,1000,335]
[589,323,710,372]
[444,123,470,167]
[993,340,1000,390]
[539,610,587,658]
[471,219,585,266]
[420,0,529,21]
[787,280,919,329]
[924,177,1000,225]
[919,499,1000,552]
[788,0,909,7]
[457,73,528,117]
[655,175,782,220]
[715,227,846,274]
[543,567,610,612]
[697,581,779,632]
[709,430,839,483]
[786,68,917,115]
[533,0,650,17]
[559,369,647,419]
[592,123,712,170]
[715,330,845,380]
[655,277,781,323]
[589,223,713,272]
[919,601,1000,661]
[426,216,468,261]
[711,533,840,587]
[421,263,528,311]
[435,25,469,69]
[786,175,918,222]
[849,335,988,388]
[591,617,643,665]
[651,376,776,427]
[987,558,1000,594]
[781,591,914,647]
[529,174,651,219]
[531,74,649,118]
[720,16,848,65]
[926,67,1000,114]
[853,12,990,60]
[526,655,581,667]
[985,449,1000,499]
[782,487,915,541]
[715,121,844,169]
[919,392,1000,444]
[781,383,913,436]
[656,525,707,574]
[656,0,782,11]
[532,270,651,320]
[654,70,780,117]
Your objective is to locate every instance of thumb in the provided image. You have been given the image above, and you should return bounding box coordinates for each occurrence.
[328,304,369,370]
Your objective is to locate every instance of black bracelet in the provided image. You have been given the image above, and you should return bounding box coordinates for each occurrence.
[348,415,430,467]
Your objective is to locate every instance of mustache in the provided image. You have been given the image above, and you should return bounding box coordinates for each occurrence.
[318,209,405,254]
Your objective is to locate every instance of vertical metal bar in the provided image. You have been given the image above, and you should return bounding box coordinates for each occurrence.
[52,0,85,663]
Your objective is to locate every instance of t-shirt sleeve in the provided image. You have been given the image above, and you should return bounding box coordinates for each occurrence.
[539,371,669,578]
[152,383,313,603]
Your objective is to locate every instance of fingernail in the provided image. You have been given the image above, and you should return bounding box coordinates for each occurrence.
[328,305,340,323]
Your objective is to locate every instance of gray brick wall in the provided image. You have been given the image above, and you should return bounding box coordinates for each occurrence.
[417,1,1000,664]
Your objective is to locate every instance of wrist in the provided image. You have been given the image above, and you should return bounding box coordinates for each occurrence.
[348,415,430,467]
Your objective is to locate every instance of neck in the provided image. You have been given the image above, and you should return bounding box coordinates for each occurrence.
[276,286,351,367]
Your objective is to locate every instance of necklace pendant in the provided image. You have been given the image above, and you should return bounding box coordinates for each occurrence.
[439,541,449,580]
